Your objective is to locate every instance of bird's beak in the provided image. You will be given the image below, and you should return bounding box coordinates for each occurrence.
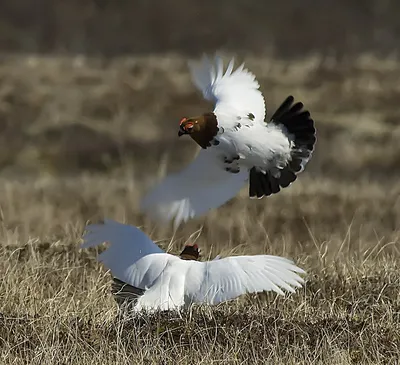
[178,130,184,137]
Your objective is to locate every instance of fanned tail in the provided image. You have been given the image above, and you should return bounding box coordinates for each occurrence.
[249,95,316,199]
[111,278,145,308]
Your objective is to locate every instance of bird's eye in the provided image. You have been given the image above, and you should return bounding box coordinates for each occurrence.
[185,123,194,130]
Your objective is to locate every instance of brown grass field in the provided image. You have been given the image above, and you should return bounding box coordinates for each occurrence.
[0,51,399,364]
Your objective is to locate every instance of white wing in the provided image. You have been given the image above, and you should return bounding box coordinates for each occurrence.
[82,219,170,289]
[185,255,305,305]
[189,54,266,128]
[139,148,248,230]
[82,220,305,311]
[82,219,188,311]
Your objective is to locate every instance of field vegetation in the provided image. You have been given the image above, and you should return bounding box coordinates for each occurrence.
[0,1,399,363]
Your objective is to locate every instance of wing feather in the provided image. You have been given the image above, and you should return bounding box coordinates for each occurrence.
[82,219,173,290]
[139,149,248,229]
[135,261,190,312]
[186,255,305,305]
[188,54,266,128]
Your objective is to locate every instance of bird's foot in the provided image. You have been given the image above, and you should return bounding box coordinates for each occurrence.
[223,155,240,173]
[225,166,240,174]
[223,155,240,164]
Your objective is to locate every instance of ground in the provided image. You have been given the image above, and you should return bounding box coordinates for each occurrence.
[0,53,399,364]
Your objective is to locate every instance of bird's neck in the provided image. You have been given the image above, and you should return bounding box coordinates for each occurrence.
[190,112,219,149]
[180,253,199,261]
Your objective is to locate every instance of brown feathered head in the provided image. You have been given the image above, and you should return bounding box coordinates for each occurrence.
[178,113,219,149]
[179,243,200,261]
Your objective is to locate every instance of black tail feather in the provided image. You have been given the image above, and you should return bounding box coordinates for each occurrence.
[248,95,315,199]
[271,95,316,173]
[270,95,294,121]
[249,167,297,198]
[249,167,265,198]
[279,168,297,187]
[249,168,291,199]
[111,278,144,308]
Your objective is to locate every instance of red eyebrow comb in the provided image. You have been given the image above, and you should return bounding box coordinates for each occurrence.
[179,117,187,125]
[185,243,198,250]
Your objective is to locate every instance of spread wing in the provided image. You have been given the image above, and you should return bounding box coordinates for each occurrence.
[139,148,248,230]
[186,255,305,305]
[188,54,266,128]
[82,219,170,289]
[82,219,189,311]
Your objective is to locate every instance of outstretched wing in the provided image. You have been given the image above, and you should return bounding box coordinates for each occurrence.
[139,148,248,230]
[82,219,170,289]
[189,54,266,128]
[186,255,305,305]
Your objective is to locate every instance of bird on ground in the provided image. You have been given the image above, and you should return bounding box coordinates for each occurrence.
[112,238,203,308]
[140,55,316,230]
[82,219,305,312]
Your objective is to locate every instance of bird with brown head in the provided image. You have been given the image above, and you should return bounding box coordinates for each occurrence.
[179,243,200,261]
[178,113,219,149]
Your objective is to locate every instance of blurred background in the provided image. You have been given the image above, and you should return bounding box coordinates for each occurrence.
[0,0,399,250]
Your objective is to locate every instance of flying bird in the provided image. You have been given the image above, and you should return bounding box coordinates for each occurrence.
[82,219,305,312]
[140,55,316,229]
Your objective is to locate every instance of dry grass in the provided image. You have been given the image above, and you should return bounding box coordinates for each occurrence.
[0,53,399,364]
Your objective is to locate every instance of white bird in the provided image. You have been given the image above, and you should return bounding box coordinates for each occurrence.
[82,219,305,312]
[140,55,316,229]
